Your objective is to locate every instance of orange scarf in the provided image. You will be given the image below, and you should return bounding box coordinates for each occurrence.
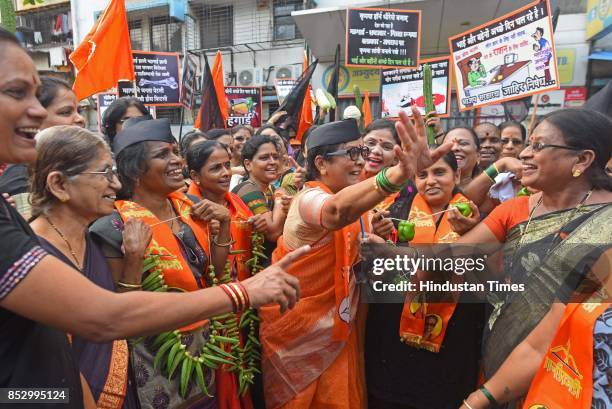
[523,297,610,409]
[115,191,211,331]
[187,183,254,281]
[399,192,468,352]
[259,181,367,408]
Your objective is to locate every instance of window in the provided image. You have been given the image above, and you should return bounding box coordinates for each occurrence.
[150,16,182,52]
[200,5,233,48]
[129,20,143,50]
[273,0,303,41]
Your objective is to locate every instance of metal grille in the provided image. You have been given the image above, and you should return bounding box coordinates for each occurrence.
[129,19,144,50]
[150,15,182,52]
[273,0,303,41]
[15,6,72,48]
[199,5,233,49]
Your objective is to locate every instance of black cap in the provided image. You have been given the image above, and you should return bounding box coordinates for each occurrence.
[112,118,175,155]
[306,119,360,150]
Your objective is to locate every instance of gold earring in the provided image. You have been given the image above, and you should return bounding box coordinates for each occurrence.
[321,169,327,176]
[572,169,582,177]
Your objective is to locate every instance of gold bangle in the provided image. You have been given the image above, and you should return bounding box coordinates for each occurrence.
[220,284,240,312]
[212,236,234,247]
[229,283,246,311]
[462,400,475,409]
[116,281,142,289]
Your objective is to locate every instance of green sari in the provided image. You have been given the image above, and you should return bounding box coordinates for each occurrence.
[483,203,611,407]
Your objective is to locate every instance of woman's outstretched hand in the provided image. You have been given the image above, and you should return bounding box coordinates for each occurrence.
[387,106,454,184]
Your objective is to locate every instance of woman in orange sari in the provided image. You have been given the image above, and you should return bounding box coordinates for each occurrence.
[259,108,452,409]
[91,119,234,409]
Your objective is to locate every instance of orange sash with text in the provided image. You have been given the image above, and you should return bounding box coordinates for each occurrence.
[115,191,211,331]
[523,299,610,409]
[399,192,468,352]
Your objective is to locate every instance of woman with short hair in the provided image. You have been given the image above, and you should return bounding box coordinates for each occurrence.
[101,97,149,144]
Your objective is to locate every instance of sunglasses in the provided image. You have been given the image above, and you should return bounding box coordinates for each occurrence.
[528,142,581,153]
[79,166,118,183]
[324,146,370,161]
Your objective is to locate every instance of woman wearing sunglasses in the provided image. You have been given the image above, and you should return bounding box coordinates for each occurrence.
[258,111,452,409]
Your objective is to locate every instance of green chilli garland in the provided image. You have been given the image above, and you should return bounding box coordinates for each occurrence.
[140,255,258,399]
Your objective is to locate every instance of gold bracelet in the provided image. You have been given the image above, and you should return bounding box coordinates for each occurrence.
[212,236,234,247]
[462,400,475,409]
[116,281,142,289]
[229,282,246,311]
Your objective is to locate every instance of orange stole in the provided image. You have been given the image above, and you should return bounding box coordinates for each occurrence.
[187,184,254,281]
[399,192,468,353]
[115,192,211,332]
[523,300,610,409]
[96,340,129,409]
[259,182,366,409]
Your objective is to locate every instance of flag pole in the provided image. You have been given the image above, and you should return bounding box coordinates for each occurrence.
[178,106,185,142]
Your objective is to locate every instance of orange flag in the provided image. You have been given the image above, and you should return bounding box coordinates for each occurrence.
[69,0,134,101]
[363,90,373,127]
[211,51,229,127]
[296,50,313,142]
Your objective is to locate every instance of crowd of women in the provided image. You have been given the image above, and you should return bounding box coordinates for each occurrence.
[0,26,611,409]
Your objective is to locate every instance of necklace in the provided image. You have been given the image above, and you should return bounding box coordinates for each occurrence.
[512,189,593,268]
[45,215,83,271]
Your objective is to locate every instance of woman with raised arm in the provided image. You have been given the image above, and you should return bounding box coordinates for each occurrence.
[259,109,452,409]
[0,27,303,409]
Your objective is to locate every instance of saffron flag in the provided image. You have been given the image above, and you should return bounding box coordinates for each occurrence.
[195,54,226,131]
[296,50,313,142]
[69,0,134,101]
[363,90,372,127]
[211,51,229,127]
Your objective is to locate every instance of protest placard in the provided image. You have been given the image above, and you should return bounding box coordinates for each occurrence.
[380,56,451,118]
[274,79,296,105]
[96,93,117,132]
[180,54,198,109]
[448,0,559,111]
[118,50,181,106]
[346,7,421,69]
[225,86,263,128]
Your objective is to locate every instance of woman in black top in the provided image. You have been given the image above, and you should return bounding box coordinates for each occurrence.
[0,27,304,409]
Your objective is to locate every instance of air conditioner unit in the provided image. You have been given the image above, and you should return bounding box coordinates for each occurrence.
[236,68,265,87]
[274,65,302,81]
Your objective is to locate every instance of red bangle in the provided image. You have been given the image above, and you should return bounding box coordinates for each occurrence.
[228,283,247,311]
[219,284,239,313]
[234,281,251,309]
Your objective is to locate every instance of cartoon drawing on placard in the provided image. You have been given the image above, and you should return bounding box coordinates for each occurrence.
[532,27,553,82]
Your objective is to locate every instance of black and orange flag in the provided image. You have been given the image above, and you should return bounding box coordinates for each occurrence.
[195,54,226,131]
[274,58,318,136]
[70,0,134,101]
[296,50,313,142]
[327,44,341,121]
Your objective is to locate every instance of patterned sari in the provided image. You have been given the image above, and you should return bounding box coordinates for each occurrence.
[483,203,611,408]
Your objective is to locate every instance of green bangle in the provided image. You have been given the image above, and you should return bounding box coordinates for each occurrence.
[376,171,396,194]
[379,167,403,192]
[479,386,498,406]
[484,164,499,182]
